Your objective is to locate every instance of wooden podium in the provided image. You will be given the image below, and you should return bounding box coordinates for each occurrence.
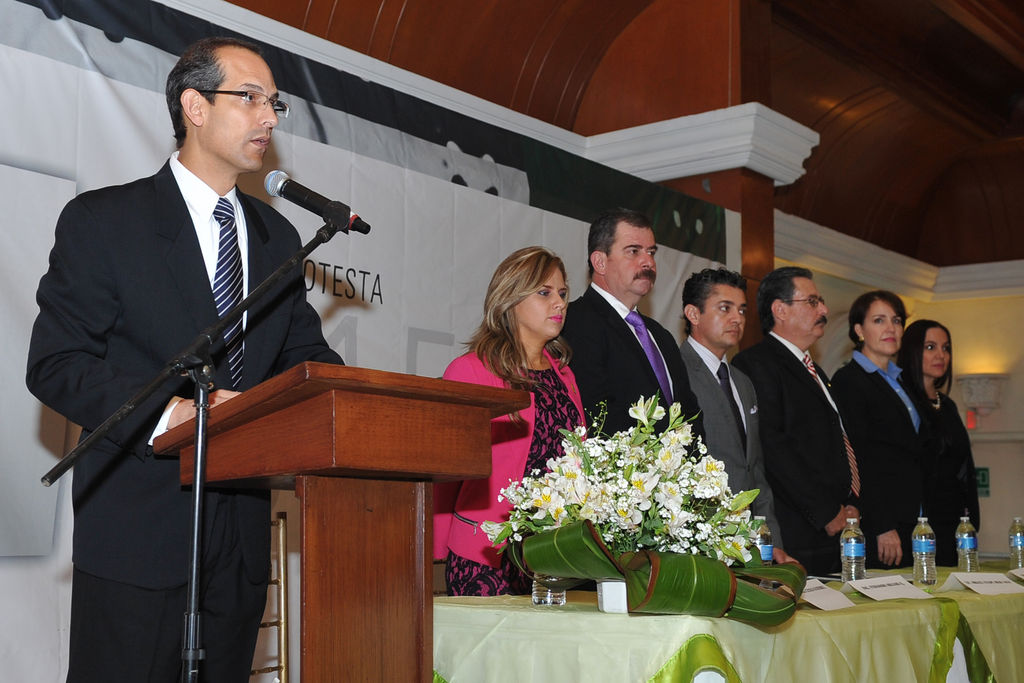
[155,362,529,682]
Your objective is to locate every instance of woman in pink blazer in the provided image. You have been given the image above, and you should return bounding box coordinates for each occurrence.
[434,246,586,595]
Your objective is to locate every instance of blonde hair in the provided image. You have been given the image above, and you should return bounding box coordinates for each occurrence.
[468,246,571,391]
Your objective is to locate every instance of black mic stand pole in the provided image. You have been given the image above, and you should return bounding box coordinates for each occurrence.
[180,350,214,683]
[40,213,357,683]
[179,216,350,683]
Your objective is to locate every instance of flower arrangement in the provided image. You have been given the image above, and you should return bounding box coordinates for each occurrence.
[483,396,760,565]
[480,396,806,625]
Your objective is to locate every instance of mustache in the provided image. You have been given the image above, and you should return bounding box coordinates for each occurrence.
[815,315,828,326]
[634,269,656,283]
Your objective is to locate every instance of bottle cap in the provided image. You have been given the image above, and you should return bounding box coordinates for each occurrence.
[754,515,766,520]
[960,516,970,522]
[846,517,858,524]
[918,516,928,522]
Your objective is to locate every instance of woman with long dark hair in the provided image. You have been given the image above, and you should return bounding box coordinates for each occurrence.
[432,246,585,595]
[897,320,980,565]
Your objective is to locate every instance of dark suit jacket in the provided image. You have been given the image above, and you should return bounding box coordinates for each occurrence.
[831,361,924,568]
[923,394,980,566]
[26,162,342,589]
[562,286,703,437]
[679,339,783,549]
[732,335,855,574]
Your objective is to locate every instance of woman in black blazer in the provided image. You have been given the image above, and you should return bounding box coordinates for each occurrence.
[831,291,924,569]
[897,320,980,565]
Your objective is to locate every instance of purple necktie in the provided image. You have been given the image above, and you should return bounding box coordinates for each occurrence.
[625,310,672,404]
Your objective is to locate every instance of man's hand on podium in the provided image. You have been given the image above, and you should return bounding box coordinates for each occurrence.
[168,389,241,430]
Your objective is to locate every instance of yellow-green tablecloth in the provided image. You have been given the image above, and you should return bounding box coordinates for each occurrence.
[433,566,1023,683]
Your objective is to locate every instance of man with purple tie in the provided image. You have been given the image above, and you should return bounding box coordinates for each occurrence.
[561,208,703,436]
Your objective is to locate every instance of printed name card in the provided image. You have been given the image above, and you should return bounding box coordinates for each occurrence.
[840,575,933,600]
[935,572,1024,595]
[799,578,856,610]
[1009,567,1024,582]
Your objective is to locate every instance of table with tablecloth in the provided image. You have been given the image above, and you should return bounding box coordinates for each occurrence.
[433,566,1023,682]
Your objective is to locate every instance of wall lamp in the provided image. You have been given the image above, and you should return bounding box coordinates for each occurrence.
[956,373,1008,418]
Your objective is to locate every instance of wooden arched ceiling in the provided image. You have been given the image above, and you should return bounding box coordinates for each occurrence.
[771,0,1024,267]
[235,0,656,127]
[231,0,1024,267]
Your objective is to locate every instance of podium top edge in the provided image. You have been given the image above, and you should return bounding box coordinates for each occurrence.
[155,361,530,454]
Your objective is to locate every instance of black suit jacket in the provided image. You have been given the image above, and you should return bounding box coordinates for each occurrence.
[831,361,924,567]
[27,163,342,589]
[562,286,703,436]
[732,335,855,573]
[923,394,980,566]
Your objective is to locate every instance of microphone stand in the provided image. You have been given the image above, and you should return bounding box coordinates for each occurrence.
[41,213,357,683]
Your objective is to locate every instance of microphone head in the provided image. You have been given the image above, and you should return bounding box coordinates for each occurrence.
[264,170,290,197]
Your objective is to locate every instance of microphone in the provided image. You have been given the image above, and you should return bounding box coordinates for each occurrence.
[264,170,370,234]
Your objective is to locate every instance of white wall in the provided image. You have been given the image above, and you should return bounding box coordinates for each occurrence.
[912,297,1024,552]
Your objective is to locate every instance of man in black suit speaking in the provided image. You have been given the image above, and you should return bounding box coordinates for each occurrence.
[26,37,342,681]
[732,266,859,575]
[561,208,702,436]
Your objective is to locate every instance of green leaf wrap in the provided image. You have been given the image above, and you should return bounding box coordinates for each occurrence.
[510,522,807,626]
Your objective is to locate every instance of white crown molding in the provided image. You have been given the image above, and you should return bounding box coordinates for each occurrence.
[932,260,1024,300]
[774,211,939,299]
[775,211,1024,301]
[583,103,819,186]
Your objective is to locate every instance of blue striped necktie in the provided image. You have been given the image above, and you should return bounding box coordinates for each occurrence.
[213,197,244,388]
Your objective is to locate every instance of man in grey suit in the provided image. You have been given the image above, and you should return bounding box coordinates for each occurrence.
[679,268,793,563]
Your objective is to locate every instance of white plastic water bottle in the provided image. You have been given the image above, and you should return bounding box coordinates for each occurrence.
[912,517,937,586]
[840,517,866,582]
[1010,517,1024,569]
[753,515,774,589]
[955,515,979,572]
[753,515,773,564]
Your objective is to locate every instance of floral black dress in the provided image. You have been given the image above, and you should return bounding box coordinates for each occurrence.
[445,367,577,596]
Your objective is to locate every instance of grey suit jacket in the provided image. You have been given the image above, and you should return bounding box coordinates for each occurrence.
[679,338,783,549]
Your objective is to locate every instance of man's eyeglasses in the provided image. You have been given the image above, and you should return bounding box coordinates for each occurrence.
[197,90,290,119]
[785,295,826,308]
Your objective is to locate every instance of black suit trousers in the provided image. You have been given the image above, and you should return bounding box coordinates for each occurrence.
[67,495,267,683]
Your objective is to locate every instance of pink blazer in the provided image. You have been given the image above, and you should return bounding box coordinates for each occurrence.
[432,349,585,567]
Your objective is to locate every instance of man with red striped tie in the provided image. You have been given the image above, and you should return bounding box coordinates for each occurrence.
[732,266,860,576]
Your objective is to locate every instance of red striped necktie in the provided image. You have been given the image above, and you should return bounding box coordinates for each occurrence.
[803,352,860,497]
